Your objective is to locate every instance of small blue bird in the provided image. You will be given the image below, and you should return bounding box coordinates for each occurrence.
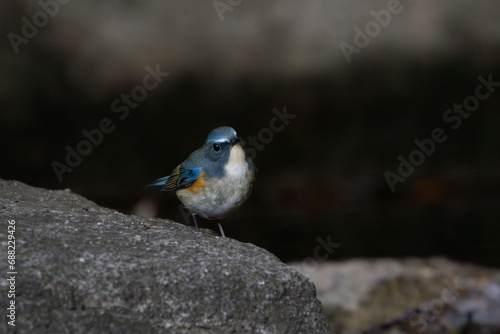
[148,126,256,237]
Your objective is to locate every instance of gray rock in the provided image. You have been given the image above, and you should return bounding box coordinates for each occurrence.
[0,179,331,334]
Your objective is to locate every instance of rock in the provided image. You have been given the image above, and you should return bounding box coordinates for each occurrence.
[0,179,331,334]
[291,258,500,333]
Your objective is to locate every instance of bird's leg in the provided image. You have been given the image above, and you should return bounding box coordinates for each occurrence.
[192,213,199,229]
[217,221,226,238]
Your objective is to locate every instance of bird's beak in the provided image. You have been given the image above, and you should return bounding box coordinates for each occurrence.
[231,137,242,146]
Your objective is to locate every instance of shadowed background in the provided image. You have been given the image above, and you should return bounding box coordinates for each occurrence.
[1,0,499,266]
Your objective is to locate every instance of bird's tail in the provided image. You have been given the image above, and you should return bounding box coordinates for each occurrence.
[145,176,170,187]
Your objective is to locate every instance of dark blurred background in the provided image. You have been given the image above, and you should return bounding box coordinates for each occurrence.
[1,0,499,266]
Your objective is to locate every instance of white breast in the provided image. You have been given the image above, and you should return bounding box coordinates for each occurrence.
[225,144,248,177]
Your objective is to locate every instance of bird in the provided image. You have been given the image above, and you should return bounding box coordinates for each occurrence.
[148,126,256,237]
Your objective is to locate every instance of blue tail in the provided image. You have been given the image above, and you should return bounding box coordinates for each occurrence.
[146,176,170,187]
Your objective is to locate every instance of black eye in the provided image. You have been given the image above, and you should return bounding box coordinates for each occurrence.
[213,143,220,152]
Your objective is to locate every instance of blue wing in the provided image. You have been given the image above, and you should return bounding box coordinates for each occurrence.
[147,148,203,190]
[146,165,202,191]
[146,165,202,190]
[146,176,171,187]
[161,165,202,191]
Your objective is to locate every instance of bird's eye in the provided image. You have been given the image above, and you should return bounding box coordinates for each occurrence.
[213,143,220,152]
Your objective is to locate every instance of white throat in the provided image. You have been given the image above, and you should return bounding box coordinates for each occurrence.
[225,144,248,177]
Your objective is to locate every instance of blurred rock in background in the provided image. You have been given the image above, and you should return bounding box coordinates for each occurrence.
[292,257,500,333]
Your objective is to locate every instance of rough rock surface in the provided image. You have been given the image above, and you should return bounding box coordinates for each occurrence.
[292,258,500,333]
[0,180,331,334]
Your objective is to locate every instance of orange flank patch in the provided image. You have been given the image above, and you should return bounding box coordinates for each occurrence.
[187,171,205,194]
